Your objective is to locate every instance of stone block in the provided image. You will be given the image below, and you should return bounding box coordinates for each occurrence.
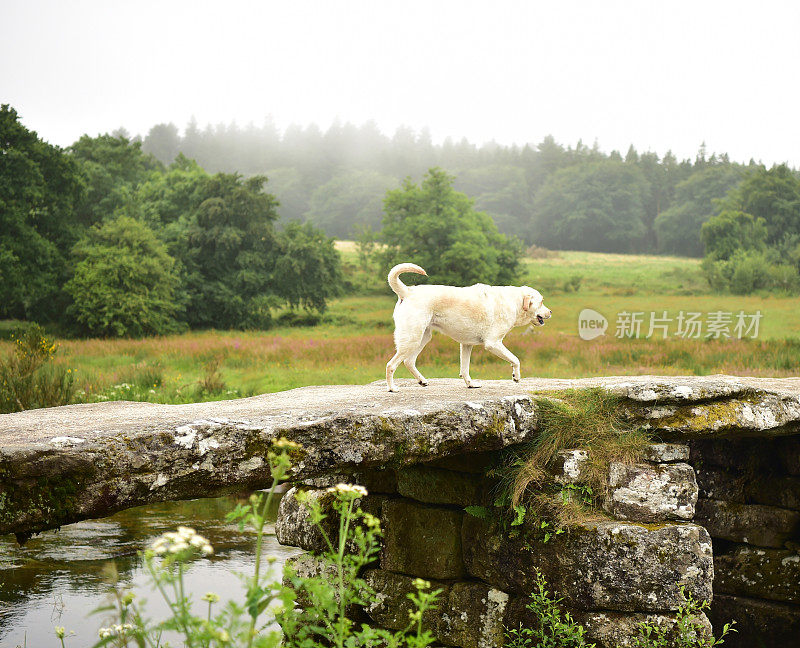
[694,498,800,548]
[714,543,800,604]
[396,466,482,507]
[710,595,800,648]
[697,466,800,510]
[689,438,781,472]
[381,499,465,579]
[642,443,690,463]
[363,571,508,648]
[275,487,338,553]
[551,449,589,484]
[362,569,450,634]
[276,486,388,554]
[427,451,496,474]
[573,610,712,648]
[438,582,508,648]
[605,462,697,522]
[778,435,800,476]
[462,516,713,612]
[505,597,712,648]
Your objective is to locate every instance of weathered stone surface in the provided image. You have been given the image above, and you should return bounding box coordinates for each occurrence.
[778,435,800,475]
[275,487,338,553]
[573,610,712,648]
[275,487,389,554]
[2,375,799,537]
[300,468,398,494]
[438,582,508,648]
[604,462,697,521]
[710,594,800,648]
[690,438,782,472]
[427,451,496,474]
[643,443,690,463]
[363,570,508,648]
[462,516,713,612]
[284,552,331,581]
[695,498,800,548]
[610,376,800,438]
[696,465,800,511]
[505,595,713,648]
[381,499,465,579]
[362,569,450,634]
[396,466,482,507]
[714,543,800,604]
[552,449,589,484]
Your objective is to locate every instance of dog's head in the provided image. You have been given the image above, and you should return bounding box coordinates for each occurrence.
[521,287,552,326]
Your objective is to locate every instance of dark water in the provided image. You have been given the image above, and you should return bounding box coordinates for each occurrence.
[0,492,301,648]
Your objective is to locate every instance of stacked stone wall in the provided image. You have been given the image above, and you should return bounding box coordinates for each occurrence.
[277,444,715,648]
[690,435,800,647]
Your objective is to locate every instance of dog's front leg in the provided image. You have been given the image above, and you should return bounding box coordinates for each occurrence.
[484,341,521,382]
[459,344,481,388]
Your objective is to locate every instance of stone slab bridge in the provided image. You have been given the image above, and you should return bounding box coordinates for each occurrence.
[2,375,800,647]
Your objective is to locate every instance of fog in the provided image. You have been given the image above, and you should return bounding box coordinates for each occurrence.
[2,0,799,166]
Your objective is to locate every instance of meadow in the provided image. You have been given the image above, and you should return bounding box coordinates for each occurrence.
[1,248,797,405]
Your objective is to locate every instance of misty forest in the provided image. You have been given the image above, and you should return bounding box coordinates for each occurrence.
[3,104,800,338]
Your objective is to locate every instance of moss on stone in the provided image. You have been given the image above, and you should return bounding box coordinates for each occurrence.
[0,474,81,534]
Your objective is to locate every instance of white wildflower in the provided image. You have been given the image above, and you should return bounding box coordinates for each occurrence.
[326,483,368,497]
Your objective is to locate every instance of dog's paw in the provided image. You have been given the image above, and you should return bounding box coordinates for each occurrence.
[418,379,429,387]
[467,380,482,389]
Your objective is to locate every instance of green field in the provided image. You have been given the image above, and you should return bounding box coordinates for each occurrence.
[2,250,797,404]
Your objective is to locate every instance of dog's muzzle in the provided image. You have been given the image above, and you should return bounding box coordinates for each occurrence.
[536,315,545,325]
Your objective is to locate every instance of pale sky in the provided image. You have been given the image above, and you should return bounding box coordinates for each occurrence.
[2,0,799,165]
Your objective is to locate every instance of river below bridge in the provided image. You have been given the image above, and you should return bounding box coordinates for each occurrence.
[0,491,300,648]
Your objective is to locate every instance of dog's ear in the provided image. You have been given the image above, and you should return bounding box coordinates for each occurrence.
[523,294,532,311]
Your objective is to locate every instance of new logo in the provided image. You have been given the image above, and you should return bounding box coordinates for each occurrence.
[578,309,608,340]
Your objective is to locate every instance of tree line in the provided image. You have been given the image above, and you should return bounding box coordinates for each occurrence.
[1,105,343,336]
[3,103,799,341]
[141,117,799,261]
[2,106,524,337]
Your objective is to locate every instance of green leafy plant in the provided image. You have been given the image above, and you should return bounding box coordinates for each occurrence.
[504,570,595,648]
[89,438,299,648]
[82,438,439,648]
[632,586,736,648]
[281,483,440,648]
[0,324,75,413]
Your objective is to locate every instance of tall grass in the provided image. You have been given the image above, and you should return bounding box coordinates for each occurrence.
[0,325,75,413]
[503,388,651,527]
[0,251,796,410]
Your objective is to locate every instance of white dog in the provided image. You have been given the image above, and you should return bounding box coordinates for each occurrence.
[385,263,552,392]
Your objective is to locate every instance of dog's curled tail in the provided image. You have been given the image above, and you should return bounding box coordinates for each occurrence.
[387,263,428,299]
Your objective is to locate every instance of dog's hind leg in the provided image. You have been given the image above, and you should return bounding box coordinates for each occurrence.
[405,326,432,386]
[386,351,403,392]
[387,318,429,392]
[459,344,481,388]
[484,340,522,382]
